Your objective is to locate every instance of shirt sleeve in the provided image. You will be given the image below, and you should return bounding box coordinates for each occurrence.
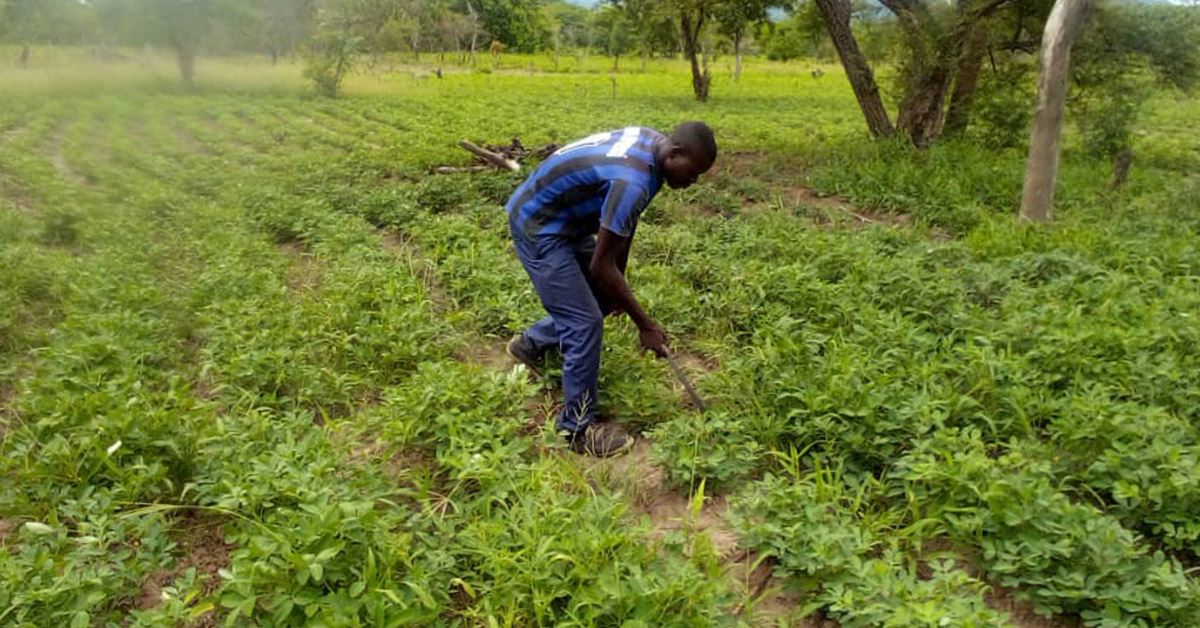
[599,179,650,238]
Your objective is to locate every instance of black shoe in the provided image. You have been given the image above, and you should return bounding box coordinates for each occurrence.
[506,334,545,374]
[568,423,635,457]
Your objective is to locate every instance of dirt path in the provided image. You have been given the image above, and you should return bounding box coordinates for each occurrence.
[574,439,809,626]
[277,240,323,294]
[45,122,88,187]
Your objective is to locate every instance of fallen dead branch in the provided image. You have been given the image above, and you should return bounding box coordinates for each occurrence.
[432,137,559,175]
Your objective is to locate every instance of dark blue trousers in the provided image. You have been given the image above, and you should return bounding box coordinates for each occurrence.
[511,222,612,434]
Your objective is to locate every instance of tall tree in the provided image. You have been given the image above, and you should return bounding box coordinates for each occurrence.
[1068,2,1200,188]
[1,0,68,67]
[106,0,244,88]
[473,0,547,52]
[608,0,672,72]
[591,4,632,70]
[713,0,777,82]
[810,0,1026,145]
[1020,0,1091,222]
[811,0,896,136]
[256,0,315,64]
[660,0,716,101]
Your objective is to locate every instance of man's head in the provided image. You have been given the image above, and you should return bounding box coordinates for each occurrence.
[660,121,717,189]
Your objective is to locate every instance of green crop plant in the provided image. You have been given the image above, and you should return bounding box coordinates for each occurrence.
[3,51,1200,627]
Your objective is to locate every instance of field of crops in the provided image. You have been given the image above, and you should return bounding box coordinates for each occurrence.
[2,51,1200,628]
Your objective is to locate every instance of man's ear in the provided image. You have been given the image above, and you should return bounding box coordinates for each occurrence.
[667,142,685,159]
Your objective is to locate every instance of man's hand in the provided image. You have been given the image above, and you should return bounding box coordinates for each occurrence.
[638,324,669,358]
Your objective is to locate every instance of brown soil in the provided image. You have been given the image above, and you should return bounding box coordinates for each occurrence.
[986,587,1082,628]
[789,186,913,228]
[277,241,322,293]
[457,336,512,370]
[519,391,557,437]
[575,439,805,626]
[138,513,233,627]
[917,538,1081,628]
[728,552,816,628]
[709,151,769,179]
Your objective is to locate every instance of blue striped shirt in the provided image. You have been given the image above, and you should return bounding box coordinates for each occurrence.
[507,127,665,239]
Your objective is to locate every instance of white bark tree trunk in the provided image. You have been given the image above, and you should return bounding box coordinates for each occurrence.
[1019,0,1092,222]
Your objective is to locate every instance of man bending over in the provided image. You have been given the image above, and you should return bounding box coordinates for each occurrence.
[505,122,718,457]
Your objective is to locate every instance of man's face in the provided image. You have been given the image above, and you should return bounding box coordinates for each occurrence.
[663,147,713,190]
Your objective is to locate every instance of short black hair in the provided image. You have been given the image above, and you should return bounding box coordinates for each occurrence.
[671,121,717,166]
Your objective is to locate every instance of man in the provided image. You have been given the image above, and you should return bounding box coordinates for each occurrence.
[505,122,718,457]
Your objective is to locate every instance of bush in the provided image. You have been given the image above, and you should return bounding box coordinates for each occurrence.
[302,33,364,98]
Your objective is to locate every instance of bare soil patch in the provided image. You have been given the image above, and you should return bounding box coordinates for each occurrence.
[277,241,322,294]
[789,186,913,228]
[458,336,512,370]
[138,513,233,627]
[986,587,1082,628]
[575,439,805,626]
[709,151,770,179]
[519,390,558,437]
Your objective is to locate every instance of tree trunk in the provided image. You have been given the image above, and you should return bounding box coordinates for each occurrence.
[1020,0,1092,222]
[1109,147,1132,190]
[896,66,952,147]
[680,11,710,102]
[812,0,895,137]
[944,19,989,136]
[173,40,196,90]
[734,30,743,82]
[614,54,620,72]
[20,43,30,68]
[271,47,279,66]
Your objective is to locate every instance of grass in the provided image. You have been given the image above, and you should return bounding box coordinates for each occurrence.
[1,48,1199,628]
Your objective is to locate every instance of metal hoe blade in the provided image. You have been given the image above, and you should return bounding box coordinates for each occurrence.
[665,352,708,413]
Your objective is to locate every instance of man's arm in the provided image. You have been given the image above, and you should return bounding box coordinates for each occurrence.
[591,227,668,357]
[616,222,634,276]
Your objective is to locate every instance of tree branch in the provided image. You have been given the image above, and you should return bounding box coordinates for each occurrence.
[970,0,1018,20]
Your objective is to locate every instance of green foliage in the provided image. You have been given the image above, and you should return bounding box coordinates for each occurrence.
[731,469,1014,627]
[971,62,1036,149]
[474,0,550,52]
[650,410,762,490]
[3,53,1200,628]
[302,31,364,97]
[763,10,828,62]
[1071,2,1200,160]
[900,430,1200,626]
